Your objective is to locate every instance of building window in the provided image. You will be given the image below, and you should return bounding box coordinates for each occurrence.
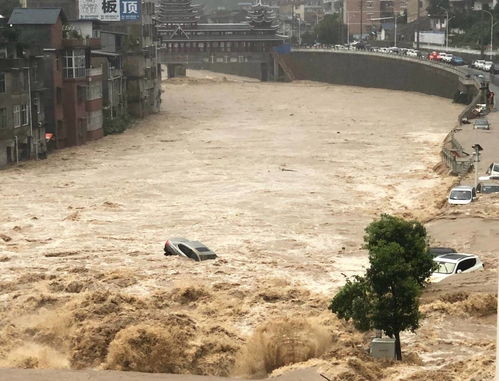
[0,48,7,58]
[21,104,29,126]
[0,108,6,128]
[87,81,102,100]
[64,48,86,79]
[13,105,21,128]
[0,72,4,93]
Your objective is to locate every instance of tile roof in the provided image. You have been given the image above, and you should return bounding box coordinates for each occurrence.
[8,8,66,25]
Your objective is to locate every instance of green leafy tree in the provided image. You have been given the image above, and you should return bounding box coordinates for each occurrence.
[426,0,449,18]
[316,14,344,44]
[301,31,316,46]
[329,214,435,360]
[364,214,434,287]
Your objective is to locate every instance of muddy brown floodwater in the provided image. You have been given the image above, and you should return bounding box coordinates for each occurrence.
[0,70,496,381]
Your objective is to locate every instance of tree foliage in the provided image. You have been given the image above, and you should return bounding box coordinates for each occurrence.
[364,214,434,287]
[426,0,449,18]
[316,14,344,44]
[329,214,434,360]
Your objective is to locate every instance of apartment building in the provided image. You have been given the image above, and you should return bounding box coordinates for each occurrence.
[9,8,104,148]
[344,0,382,37]
[26,0,161,119]
[0,17,47,168]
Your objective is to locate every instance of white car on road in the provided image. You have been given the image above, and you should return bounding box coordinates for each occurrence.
[472,60,486,70]
[440,53,453,63]
[431,253,484,283]
[482,61,493,72]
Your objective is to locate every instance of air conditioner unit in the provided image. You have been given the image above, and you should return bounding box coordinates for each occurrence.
[369,338,396,359]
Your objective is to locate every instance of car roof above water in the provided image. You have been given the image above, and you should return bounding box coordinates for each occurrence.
[434,253,477,262]
[451,185,474,191]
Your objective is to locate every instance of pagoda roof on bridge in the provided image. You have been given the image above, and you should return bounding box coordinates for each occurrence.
[161,33,286,42]
[158,23,253,32]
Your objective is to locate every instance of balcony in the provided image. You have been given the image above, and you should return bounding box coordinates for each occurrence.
[87,67,103,77]
[63,38,102,49]
[108,67,123,79]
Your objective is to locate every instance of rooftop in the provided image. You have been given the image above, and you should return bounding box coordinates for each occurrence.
[161,34,286,42]
[8,8,66,25]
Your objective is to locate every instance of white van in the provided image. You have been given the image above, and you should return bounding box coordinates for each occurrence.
[448,185,476,205]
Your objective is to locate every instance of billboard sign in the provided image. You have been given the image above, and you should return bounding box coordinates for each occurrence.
[79,0,140,21]
[414,31,445,46]
[121,0,140,20]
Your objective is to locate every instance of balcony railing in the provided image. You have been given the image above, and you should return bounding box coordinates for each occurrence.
[86,67,103,77]
[108,67,123,79]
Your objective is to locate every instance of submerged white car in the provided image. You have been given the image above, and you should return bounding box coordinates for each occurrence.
[448,185,476,205]
[431,253,484,283]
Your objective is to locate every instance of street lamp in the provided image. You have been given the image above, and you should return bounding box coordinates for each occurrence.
[473,9,493,60]
[437,6,449,50]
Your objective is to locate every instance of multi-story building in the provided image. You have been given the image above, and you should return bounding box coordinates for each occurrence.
[407,0,428,24]
[0,15,47,168]
[0,57,31,167]
[24,0,161,120]
[121,0,161,118]
[344,0,382,38]
[9,8,104,148]
[93,30,127,122]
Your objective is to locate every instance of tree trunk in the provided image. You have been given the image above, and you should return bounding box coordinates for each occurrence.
[394,331,402,360]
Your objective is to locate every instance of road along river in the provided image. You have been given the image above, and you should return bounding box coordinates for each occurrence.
[1,71,494,380]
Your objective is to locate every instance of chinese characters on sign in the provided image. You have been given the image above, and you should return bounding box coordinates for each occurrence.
[121,0,140,20]
[79,0,140,21]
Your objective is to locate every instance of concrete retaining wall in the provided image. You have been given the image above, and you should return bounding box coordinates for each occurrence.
[282,51,461,99]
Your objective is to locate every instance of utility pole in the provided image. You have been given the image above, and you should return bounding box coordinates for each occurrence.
[416,0,420,49]
[360,0,363,40]
[394,12,397,47]
[472,144,483,189]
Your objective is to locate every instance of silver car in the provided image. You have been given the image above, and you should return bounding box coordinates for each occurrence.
[164,237,217,261]
[473,118,490,130]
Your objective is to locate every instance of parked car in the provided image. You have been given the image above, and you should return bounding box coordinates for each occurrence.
[471,60,485,70]
[450,56,465,66]
[406,49,419,57]
[440,53,453,63]
[164,238,218,261]
[431,253,484,283]
[473,118,490,130]
[429,247,457,258]
[428,51,441,61]
[482,61,494,72]
[448,185,476,205]
[485,162,499,177]
[476,181,499,194]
